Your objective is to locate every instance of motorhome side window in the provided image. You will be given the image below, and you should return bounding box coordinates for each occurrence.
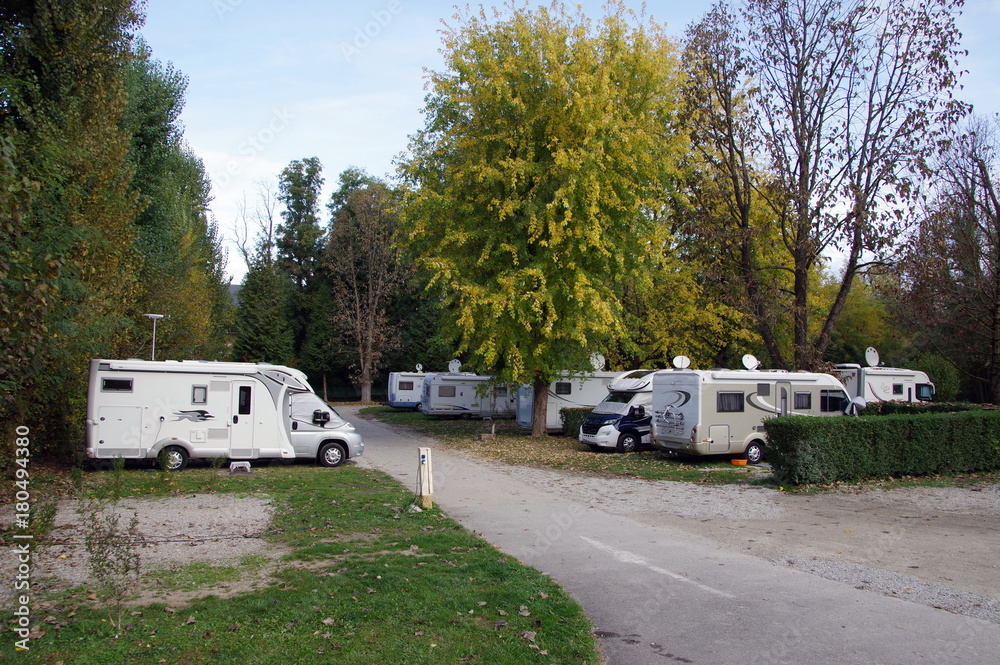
[717,392,744,412]
[893,384,904,396]
[439,386,456,398]
[399,381,414,391]
[794,392,812,410]
[555,382,572,395]
[820,389,847,412]
[238,386,252,414]
[192,385,208,404]
[917,384,934,401]
[757,383,771,397]
[101,378,133,392]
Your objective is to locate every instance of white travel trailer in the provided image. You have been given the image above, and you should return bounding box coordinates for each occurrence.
[516,371,622,432]
[649,356,851,464]
[387,368,434,409]
[579,369,655,452]
[419,363,516,419]
[832,347,935,403]
[86,359,364,471]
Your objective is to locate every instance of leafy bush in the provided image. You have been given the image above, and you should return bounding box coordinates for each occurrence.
[766,411,1000,485]
[559,407,591,438]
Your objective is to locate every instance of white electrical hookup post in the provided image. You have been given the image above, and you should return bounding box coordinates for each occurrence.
[417,447,433,509]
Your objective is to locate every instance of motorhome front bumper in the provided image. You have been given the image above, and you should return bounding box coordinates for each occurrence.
[579,424,618,448]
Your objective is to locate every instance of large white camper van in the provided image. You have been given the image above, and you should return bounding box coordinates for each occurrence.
[86,359,364,470]
[419,361,516,419]
[649,356,851,464]
[832,348,935,403]
[579,369,655,452]
[388,368,434,409]
[516,371,621,432]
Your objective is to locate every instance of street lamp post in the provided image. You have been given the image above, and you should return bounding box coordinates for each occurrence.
[144,314,165,361]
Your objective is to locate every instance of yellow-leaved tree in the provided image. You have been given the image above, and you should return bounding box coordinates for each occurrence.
[398,1,686,435]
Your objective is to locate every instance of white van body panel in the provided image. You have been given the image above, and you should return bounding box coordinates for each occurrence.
[516,371,621,431]
[649,369,849,458]
[832,364,935,403]
[419,373,516,418]
[388,372,434,409]
[85,359,363,466]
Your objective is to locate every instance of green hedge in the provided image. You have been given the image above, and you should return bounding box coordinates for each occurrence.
[560,408,591,438]
[765,411,1000,485]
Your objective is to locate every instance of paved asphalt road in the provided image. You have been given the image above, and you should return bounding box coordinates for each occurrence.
[343,407,1000,665]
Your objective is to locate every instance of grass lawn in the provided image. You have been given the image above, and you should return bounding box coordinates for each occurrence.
[7,464,600,664]
[359,405,763,484]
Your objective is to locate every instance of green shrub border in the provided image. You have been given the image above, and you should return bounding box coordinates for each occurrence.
[765,411,1000,485]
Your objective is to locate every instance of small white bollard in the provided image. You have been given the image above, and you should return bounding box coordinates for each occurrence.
[417,447,433,509]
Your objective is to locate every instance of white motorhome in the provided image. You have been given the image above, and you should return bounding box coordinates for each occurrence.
[649,356,851,464]
[579,369,655,452]
[516,371,621,432]
[419,370,516,419]
[832,347,935,404]
[86,359,364,470]
[387,369,434,409]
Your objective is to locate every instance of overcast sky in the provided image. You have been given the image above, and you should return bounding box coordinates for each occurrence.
[139,0,1000,284]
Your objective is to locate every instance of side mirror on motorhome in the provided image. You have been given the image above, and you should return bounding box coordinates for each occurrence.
[313,410,331,426]
[631,405,646,419]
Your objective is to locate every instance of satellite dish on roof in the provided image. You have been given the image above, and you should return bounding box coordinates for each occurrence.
[672,355,691,369]
[415,364,423,372]
[864,347,880,368]
[447,359,462,374]
[742,354,760,370]
[590,353,606,371]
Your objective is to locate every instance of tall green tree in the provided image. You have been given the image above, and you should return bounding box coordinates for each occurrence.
[683,0,968,370]
[122,41,231,360]
[398,2,685,435]
[0,0,144,455]
[276,157,325,361]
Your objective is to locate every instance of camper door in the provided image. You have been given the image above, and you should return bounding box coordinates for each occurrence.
[230,380,257,458]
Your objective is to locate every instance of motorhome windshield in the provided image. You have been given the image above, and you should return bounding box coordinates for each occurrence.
[290,392,342,425]
[602,391,634,405]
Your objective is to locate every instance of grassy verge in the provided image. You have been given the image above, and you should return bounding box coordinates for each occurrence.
[361,406,760,484]
[6,464,599,664]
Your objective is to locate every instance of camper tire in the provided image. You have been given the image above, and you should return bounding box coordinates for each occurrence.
[158,446,189,472]
[318,442,346,467]
[616,432,640,454]
[743,440,765,465]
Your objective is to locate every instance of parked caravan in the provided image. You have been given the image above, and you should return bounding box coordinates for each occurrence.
[832,347,934,403]
[86,359,364,471]
[388,368,434,409]
[579,369,655,452]
[649,356,851,464]
[419,362,516,419]
[516,371,622,432]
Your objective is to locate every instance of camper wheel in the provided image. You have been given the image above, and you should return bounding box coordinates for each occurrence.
[318,442,346,467]
[743,440,765,465]
[158,446,189,472]
[616,432,640,454]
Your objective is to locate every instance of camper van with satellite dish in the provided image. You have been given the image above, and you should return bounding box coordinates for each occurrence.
[579,369,655,452]
[388,365,434,410]
[85,358,364,470]
[419,360,516,419]
[516,355,621,432]
[832,347,935,404]
[649,355,852,464]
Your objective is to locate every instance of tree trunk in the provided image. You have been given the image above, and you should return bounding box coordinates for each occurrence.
[360,380,372,403]
[531,375,549,437]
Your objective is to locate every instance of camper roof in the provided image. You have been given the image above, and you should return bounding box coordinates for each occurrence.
[95,359,311,391]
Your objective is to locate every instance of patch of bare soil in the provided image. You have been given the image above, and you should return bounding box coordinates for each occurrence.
[1,494,291,609]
